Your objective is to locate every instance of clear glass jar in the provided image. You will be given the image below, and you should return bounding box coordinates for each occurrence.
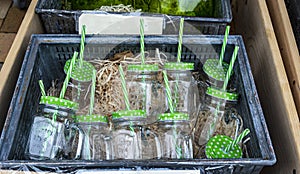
[126,64,166,124]
[164,62,200,123]
[76,115,112,160]
[25,96,83,160]
[111,110,161,159]
[157,113,193,159]
[195,86,238,146]
[202,59,230,88]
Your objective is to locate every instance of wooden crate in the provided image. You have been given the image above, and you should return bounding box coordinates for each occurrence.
[0,0,299,173]
[233,0,300,173]
[0,0,43,132]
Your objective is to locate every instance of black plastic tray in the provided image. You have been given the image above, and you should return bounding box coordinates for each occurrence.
[0,35,276,173]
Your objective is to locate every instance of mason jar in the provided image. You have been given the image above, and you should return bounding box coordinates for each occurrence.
[111,110,161,159]
[164,62,200,124]
[126,64,166,124]
[194,86,238,146]
[25,96,83,160]
[157,112,193,159]
[76,115,112,160]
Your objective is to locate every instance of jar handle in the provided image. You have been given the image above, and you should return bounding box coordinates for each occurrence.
[69,123,84,159]
[146,129,162,159]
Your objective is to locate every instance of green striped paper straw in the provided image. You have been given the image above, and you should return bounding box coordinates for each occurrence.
[119,65,130,110]
[79,25,86,68]
[225,128,250,152]
[140,18,145,64]
[59,51,78,99]
[177,18,184,63]
[219,26,230,66]
[222,46,239,91]
[38,80,46,96]
[89,69,97,115]
[163,70,174,113]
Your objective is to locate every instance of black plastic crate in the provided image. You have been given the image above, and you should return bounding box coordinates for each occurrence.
[285,0,300,52]
[35,0,232,34]
[0,35,275,173]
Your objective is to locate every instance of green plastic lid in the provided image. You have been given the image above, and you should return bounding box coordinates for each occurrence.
[203,59,229,81]
[64,59,95,82]
[127,64,159,72]
[76,115,108,123]
[164,62,194,71]
[112,110,146,119]
[40,96,79,110]
[159,112,189,121]
[205,135,243,159]
[206,87,238,101]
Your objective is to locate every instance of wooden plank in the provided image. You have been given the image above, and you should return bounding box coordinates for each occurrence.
[0,0,12,19]
[0,6,26,33]
[0,0,43,133]
[0,19,3,28]
[233,0,300,173]
[0,33,16,62]
[266,0,300,115]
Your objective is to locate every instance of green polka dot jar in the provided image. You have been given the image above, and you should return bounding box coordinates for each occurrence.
[157,112,193,159]
[75,115,112,160]
[126,64,165,124]
[25,96,80,160]
[163,62,200,124]
[195,86,239,146]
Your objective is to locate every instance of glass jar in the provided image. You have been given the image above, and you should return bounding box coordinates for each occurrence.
[195,86,238,146]
[157,113,193,159]
[111,110,161,159]
[25,96,83,160]
[126,64,166,124]
[164,62,200,124]
[76,115,112,160]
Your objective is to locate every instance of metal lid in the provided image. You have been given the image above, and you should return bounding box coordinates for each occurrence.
[127,64,159,71]
[76,115,108,123]
[205,135,242,159]
[206,87,238,101]
[158,112,189,121]
[203,59,229,81]
[164,62,194,71]
[64,59,95,82]
[112,110,146,119]
[40,96,79,110]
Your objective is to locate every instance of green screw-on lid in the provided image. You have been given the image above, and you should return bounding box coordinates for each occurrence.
[127,64,159,72]
[164,62,194,71]
[112,110,146,119]
[64,59,95,82]
[40,96,79,110]
[203,59,229,81]
[206,87,238,101]
[205,135,243,159]
[159,112,189,121]
[76,115,108,123]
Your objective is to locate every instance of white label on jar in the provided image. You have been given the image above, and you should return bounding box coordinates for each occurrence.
[79,14,163,35]
[28,117,61,159]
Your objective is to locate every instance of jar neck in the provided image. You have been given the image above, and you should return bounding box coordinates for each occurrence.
[39,104,75,118]
[113,117,145,127]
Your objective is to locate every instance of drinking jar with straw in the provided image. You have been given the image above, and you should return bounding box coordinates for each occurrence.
[157,70,193,159]
[75,69,112,160]
[111,65,161,159]
[195,46,240,147]
[25,52,84,160]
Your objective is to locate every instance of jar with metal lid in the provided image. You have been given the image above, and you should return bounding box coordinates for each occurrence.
[126,64,166,124]
[25,96,83,160]
[76,115,112,160]
[111,110,161,159]
[157,112,193,159]
[163,62,200,123]
[194,86,239,146]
